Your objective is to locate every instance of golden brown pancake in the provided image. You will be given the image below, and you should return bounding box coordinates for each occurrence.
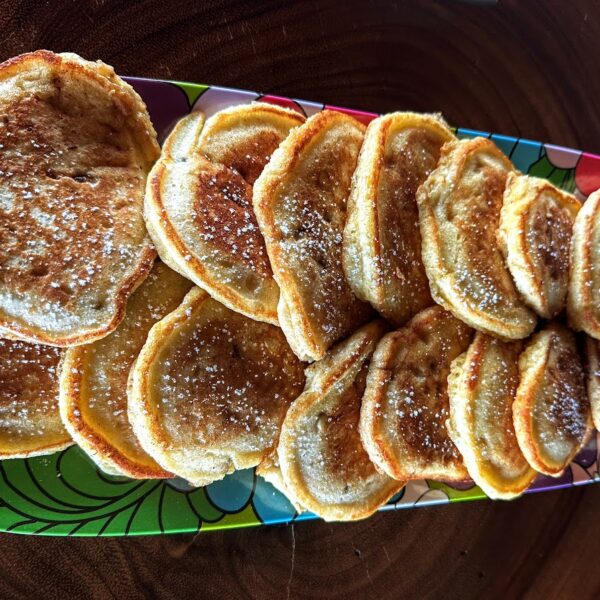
[145,103,305,324]
[499,173,580,319]
[360,306,472,481]
[585,335,600,430]
[0,339,72,457]
[0,51,159,346]
[417,137,536,339]
[198,104,305,185]
[447,333,536,499]
[60,262,193,478]
[513,324,592,476]
[253,110,371,361]
[256,450,306,512]
[277,320,403,521]
[128,288,305,487]
[568,190,600,339]
[343,112,454,325]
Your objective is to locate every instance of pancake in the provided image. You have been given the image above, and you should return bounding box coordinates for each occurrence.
[513,324,592,476]
[0,339,72,457]
[145,103,305,324]
[417,137,536,340]
[447,333,536,499]
[568,189,600,339]
[59,262,193,478]
[277,320,403,521]
[128,287,306,487]
[360,306,472,481]
[343,112,454,325]
[499,173,580,319]
[253,110,371,361]
[0,50,159,346]
[256,450,307,513]
[585,336,600,430]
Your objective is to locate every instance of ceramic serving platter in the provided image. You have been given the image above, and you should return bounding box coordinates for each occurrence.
[1,78,600,537]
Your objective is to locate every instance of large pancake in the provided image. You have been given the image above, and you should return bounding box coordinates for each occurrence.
[499,173,580,319]
[253,110,371,361]
[145,103,305,324]
[59,262,193,478]
[343,112,453,325]
[417,137,536,339]
[0,339,72,457]
[360,306,472,481]
[447,333,536,499]
[585,335,600,430]
[568,190,600,339]
[277,320,403,521]
[0,51,159,346]
[513,324,592,476]
[128,287,305,487]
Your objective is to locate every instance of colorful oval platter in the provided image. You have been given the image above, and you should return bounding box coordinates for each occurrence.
[1,79,600,536]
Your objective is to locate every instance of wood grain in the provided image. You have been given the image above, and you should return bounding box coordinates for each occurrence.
[1,0,600,598]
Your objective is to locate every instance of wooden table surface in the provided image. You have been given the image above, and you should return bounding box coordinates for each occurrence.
[1,1,600,598]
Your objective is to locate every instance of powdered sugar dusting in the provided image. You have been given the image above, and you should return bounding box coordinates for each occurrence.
[0,338,67,448]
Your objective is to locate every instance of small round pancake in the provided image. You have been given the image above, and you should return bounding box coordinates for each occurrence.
[499,173,580,319]
[0,51,159,346]
[59,262,193,478]
[568,190,600,339]
[360,306,472,481]
[343,112,454,325]
[197,104,304,186]
[128,287,306,487]
[145,103,305,325]
[0,339,72,457]
[417,137,536,340]
[447,333,536,499]
[584,336,600,432]
[253,110,372,361]
[513,324,592,477]
[278,320,403,522]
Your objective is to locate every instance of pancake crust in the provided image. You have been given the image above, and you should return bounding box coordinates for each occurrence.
[417,137,536,339]
[499,173,580,319]
[360,306,472,481]
[277,320,403,521]
[585,336,600,430]
[145,103,305,324]
[568,190,600,339]
[0,339,72,457]
[0,51,159,346]
[447,333,536,499]
[513,324,592,476]
[128,287,305,487]
[60,262,193,478]
[254,110,372,361]
[343,112,454,325]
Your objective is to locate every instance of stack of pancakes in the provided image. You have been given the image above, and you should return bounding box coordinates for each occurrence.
[1,51,598,522]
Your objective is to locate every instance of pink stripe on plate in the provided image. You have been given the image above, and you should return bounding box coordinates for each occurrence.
[257,94,306,116]
[576,152,600,197]
[324,104,377,125]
